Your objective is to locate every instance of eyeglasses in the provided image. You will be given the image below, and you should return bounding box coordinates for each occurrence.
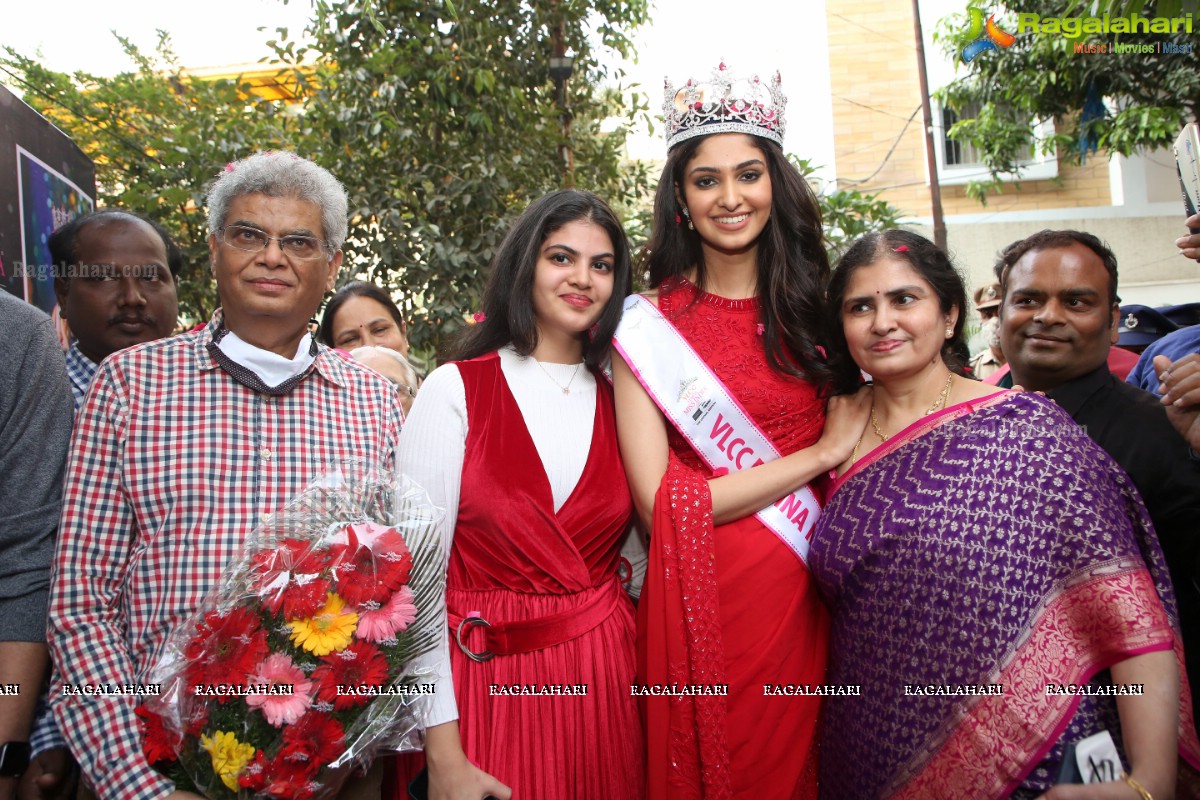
[219,225,328,260]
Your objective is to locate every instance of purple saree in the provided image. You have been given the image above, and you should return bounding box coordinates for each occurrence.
[809,391,1200,799]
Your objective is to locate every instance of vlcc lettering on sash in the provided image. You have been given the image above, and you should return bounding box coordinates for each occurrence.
[710,413,760,469]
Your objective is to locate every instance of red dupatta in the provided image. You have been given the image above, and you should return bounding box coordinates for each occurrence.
[639,455,732,800]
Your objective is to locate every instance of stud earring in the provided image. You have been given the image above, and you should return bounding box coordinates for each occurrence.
[945,327,953,338]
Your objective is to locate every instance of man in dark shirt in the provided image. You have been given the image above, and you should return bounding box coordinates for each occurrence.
[998,229,1200,717]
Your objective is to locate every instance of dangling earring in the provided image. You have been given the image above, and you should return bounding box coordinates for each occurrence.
[682,207,694,231]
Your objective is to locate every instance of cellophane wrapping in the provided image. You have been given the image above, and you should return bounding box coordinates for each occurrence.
[142,463,446,799]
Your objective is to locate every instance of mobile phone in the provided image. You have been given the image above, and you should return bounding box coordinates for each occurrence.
[1055,730,1122,785]
[1173,123,1200,233]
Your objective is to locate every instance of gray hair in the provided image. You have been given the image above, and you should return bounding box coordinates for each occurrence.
[350,345,421,395]
[206,151,349,254]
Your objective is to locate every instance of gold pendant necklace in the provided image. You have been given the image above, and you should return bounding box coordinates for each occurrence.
[868,373,955,443]
[534,359,582,395]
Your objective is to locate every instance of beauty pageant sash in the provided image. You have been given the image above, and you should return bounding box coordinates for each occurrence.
[613,293,820,565]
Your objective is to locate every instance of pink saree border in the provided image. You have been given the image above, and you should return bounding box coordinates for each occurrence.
[888,553,1200,799]
[832,390,1013,494]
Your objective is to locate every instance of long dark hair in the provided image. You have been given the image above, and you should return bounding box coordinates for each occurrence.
[318,281,406,346]
[453,189,632,369]
[825,229,969,395]
[642,133,833,390]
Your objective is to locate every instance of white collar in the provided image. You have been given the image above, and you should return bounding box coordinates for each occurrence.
[216,329,316,389]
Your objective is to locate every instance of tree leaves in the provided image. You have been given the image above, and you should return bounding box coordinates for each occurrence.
[1,39,307,322]
[935,0,1200,201]
[2,1,899,357]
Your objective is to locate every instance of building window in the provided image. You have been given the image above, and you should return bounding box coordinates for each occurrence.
[933,103,1057,185]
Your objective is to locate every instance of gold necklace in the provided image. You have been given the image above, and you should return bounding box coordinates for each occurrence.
[534,359,582,395]
[925,372,955,415]
[868,373,955,443]
[869,405,888,442]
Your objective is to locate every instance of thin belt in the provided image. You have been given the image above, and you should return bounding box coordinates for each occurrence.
[448,578,623,663]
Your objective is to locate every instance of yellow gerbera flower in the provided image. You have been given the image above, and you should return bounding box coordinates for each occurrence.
[289,591,358,655]
[199,730,256,791]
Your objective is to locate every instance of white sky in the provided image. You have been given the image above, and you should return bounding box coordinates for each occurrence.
[1,0,965,189]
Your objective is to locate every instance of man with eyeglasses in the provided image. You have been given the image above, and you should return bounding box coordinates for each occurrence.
[47,152,402,800]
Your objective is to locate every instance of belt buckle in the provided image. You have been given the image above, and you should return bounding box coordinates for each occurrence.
[455,611,494,662]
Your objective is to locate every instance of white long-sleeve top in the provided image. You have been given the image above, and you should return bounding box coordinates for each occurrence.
[399,346,598,726]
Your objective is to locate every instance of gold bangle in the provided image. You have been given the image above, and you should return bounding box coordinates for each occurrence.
[1120,772,1153,800]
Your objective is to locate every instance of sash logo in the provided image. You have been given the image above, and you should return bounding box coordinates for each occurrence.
[690,398,715,424]
[677,376,706,418]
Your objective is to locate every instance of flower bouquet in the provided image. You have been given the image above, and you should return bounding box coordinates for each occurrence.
[143,464,446,799]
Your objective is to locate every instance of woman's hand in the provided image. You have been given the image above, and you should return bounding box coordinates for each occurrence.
[814,385,872,468]
[1036,779,1162,800]
[425,723,512,800]
[428,760,511,800]
[1037,649,1180,800]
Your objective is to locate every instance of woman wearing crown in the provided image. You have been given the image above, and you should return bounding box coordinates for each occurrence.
[612,64,871,799]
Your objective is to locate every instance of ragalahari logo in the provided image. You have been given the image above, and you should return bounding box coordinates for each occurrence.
[961,8,1016,62]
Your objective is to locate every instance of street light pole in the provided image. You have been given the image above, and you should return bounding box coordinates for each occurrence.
[549,21,575,188]
[913,0,947,251]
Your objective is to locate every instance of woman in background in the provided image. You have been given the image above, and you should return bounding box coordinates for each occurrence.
[320,280,410,356]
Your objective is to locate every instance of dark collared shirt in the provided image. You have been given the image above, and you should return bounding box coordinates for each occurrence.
[1047,364,1200,714]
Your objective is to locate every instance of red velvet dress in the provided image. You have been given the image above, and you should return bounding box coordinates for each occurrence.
[415,352,644,798]
[639,278,830,800]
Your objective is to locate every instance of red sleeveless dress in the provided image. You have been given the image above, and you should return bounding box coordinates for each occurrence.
[640,278,830,800]
[405,352,644,798]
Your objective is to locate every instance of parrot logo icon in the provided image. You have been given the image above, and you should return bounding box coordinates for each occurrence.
[961,8,1016,62]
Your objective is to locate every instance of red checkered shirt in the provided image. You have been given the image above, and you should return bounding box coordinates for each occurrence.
[48,311,402,800]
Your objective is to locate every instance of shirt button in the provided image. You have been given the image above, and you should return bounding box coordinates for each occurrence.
[260,448,272,460]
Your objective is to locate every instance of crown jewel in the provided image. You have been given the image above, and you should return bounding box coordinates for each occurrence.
[663,61,787,150]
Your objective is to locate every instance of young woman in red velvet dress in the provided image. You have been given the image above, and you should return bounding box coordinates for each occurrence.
[612,66,870,800]
[395,189,643,800]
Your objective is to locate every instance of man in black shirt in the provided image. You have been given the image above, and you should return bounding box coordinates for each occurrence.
[998,229,1200,718]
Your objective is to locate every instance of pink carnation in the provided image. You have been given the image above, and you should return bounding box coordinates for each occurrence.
[355,585,417,643]
[245,653,314,727]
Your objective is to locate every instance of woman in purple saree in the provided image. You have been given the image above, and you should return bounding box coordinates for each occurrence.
[810,230,1200,800]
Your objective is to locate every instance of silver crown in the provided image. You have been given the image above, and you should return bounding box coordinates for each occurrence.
[663,61,787,150]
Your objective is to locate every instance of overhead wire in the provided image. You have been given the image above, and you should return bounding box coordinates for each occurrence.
[836,104,922,185]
